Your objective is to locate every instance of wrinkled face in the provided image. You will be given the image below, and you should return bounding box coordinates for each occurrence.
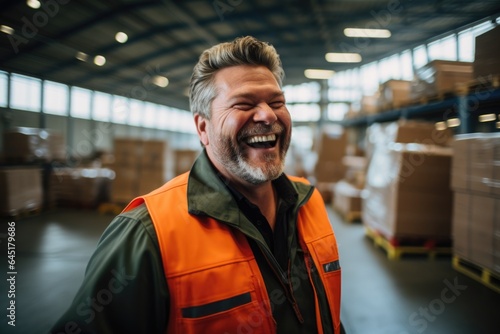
[195,65,292,185]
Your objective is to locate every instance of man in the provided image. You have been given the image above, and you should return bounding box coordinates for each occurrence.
[51,36,342,334]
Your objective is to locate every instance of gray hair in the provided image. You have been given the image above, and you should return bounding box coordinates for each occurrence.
[189,36,285,119]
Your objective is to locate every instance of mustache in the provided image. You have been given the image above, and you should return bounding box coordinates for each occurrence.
[238,123,284,140]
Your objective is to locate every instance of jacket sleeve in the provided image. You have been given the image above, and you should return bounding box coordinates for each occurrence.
[49,204,169,334]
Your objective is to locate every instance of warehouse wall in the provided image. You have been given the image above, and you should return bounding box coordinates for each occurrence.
[0,107,200,163]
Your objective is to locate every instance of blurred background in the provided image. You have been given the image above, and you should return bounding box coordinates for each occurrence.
[0,1,499,333]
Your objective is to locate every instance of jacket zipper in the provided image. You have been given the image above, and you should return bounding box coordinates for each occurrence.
[255,239,305,324]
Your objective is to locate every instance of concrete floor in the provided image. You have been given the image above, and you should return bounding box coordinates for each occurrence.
[0,206,499,334]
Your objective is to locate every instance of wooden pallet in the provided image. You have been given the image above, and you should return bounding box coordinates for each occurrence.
[98,202,126,216]
[452,256,500,294]
[2,206,42,220]
[335,208,362,223]
[458,74,500,95]
[365,226,452,260]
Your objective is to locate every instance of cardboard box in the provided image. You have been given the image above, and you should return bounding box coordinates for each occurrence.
[113,138,141,167]
[378,80,412,110]
[365,121,453,160]
[452,191,500,275]
[314,131,347,183]
[451,133,500,196]
[334,180,363,217]
[474,26,500,79]
[142,140,168,169]
[2,127,66,163]
[363,144,453,239]
[412,60,473,99]
[0,167,43,215]
[173,149,199,177]
[49,167,114,208]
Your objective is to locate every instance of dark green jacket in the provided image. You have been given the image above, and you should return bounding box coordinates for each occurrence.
[50,150,335,334]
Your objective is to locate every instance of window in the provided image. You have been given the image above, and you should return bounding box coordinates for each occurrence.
[0,71,8,108]
[360,62,379,95]
[112,95,129,124]
[458,28,474,62]
[143,102,157,128]
[93,92,112,121]
[129,99,144,126]
[428,34,457,61]
[156,105,171,130]
[284,82,320,103]
[288,104,320,122]
[413,45,428,69]
[327,103,350,121]
[10,74,41,111]
[400,50,413,80]
[71,87,92,119]
[43,80,68,115]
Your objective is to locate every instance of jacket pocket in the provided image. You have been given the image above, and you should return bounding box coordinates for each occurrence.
[170,260,274,334]
[310,234,341,329]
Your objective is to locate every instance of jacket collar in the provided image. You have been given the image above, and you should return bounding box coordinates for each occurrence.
[187,149,314,223]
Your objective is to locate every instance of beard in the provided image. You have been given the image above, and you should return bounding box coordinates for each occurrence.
[210,122,291,185]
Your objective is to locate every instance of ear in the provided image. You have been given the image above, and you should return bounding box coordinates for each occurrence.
[194,113,210,146]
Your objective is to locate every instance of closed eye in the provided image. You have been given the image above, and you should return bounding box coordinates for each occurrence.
[233,103,254,111]
[269,101,285,108]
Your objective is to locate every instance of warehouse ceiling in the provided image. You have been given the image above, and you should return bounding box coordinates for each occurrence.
[0,0,499,111]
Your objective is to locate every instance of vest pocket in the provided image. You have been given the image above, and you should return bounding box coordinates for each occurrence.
[181,292,251,318]
[310,234,341,329]
[170,260,274,333]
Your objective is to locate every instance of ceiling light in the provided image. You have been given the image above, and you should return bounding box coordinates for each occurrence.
[76,51,88,62]
[27,0,41,9]
[497,121,500,129]
[478,113,496,122]
[446,118,461,128]
[344,28,391,38]
[325,52,362,63]
[435,121,447,131]
[115,32,128,43]
[94,55,106,66]
[304,69,335,79]
[0,25,14,35]
[152,75,169,87]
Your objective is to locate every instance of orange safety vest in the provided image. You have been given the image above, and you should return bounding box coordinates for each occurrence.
[124,172,341,334]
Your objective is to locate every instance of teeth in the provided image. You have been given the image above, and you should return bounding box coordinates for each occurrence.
[247,134,276,144]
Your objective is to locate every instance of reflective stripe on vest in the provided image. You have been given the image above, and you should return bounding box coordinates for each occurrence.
[124,172,341,333]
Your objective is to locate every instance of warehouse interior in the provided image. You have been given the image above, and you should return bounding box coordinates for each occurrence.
[1,1,500,333]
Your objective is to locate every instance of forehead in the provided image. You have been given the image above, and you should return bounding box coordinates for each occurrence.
[213,65,282,97]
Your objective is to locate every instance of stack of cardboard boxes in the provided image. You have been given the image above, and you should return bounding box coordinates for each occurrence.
[411,60,473,100]
[48,167,114,208]
[474,25,500,79]
[108,138,168,203]
[0,167,43,216]
[363,120,455,240]
[313,129,347,202]
[451,133,500,276]
[1,127,66,216]
[2,127,66,163]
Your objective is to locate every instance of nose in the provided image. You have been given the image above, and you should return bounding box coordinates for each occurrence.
[253,102,278,124]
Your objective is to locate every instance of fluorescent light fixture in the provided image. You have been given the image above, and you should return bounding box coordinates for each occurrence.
[27,0,41,9]
[304,69,335,79]
[446,118,461,128]
[435,121,447,131]
[76,51,88,62]
[115,32,128,43]
[0,25,14,35]
[94,55,106,66]
[478,113,496,122]
[325,52,362,63]
[152,75,169,87]
[344,28,391,38]
[497,121,500,129]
